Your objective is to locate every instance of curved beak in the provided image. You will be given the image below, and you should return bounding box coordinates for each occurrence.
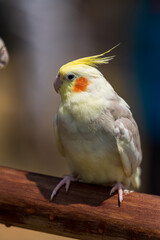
[0,45,9,69]
[54,74,62,93]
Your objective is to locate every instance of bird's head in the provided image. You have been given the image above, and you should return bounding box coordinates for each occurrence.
[54,44,119,102]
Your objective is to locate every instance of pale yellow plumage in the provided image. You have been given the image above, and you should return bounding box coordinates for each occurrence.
[54,114,65,157]
[51,46,142,203]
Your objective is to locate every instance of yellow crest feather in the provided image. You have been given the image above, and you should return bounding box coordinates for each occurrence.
[63,43,120,68]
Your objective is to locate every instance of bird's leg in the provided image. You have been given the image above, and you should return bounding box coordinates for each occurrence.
[110,182,128,203]
[50,174,78,201]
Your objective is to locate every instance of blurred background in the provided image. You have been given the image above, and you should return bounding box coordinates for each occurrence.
[0,0,160,239]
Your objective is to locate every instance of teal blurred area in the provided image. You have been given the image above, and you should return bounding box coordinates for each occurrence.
[0,0,159,200]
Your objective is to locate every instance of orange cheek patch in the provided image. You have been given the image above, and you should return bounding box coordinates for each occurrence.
[73,77,89,92]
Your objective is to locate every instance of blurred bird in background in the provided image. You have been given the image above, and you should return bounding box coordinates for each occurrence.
[0,38,9,69]
[51,46,142,203]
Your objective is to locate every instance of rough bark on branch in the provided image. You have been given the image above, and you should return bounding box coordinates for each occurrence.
[0,166,160,240]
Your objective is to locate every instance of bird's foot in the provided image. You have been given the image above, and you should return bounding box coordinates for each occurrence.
[110,182,130,204]
[50,174,78,201]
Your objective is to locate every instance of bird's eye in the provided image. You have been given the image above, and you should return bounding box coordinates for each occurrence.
[66,73,76,81]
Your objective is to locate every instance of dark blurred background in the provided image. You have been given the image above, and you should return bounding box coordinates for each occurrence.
[0,0,160,239]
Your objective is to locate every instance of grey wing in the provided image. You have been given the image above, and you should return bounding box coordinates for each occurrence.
[109,97,142,178]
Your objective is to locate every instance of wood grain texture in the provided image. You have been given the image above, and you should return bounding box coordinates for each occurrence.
[0,166,160,240]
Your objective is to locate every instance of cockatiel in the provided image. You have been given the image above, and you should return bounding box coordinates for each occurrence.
[51,45,142,203]
[0,38,9,69]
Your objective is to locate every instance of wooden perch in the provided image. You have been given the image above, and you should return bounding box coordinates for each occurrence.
[0,166,160,240]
